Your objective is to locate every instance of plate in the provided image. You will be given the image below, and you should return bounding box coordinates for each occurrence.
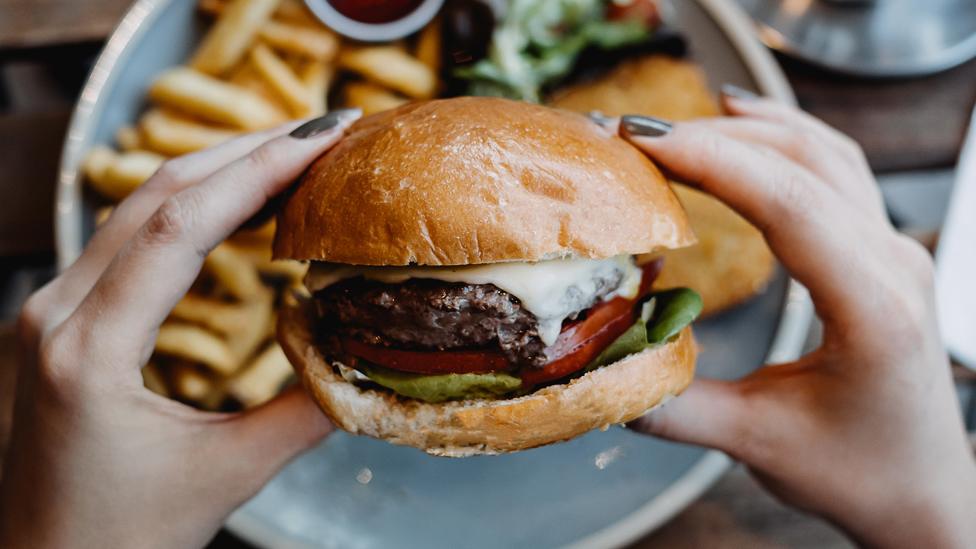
[55,0,812,547]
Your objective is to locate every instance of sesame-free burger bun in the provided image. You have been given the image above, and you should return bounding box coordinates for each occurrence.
[273,97,695,265]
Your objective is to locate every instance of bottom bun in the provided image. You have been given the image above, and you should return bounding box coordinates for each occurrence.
[278,300,697,457]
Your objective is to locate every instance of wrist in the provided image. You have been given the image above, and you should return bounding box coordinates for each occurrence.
[839,460,976,548]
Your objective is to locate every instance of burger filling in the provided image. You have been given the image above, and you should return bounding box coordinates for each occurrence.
[305,256,701,403]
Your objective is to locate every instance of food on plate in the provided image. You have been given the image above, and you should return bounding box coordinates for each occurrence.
[78,0,720,415]
[338,45,438,99]
[190,0,280,75]
[274,97,702,456]
[455,0,660,101]
[82,146,165,200]
[550,54,776,315]
[549,54,720,120]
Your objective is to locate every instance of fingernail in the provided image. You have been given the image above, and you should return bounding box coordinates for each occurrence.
[721,84,758,101]
[620,115,672,138]
[290,108,362,139]
[588,110,614,128]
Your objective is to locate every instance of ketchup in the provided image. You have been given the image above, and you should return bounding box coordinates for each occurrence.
[329,0,424,23]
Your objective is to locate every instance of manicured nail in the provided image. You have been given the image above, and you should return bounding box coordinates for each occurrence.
[721,84,758,101]
[290,108,362,138]
[588,110,614,128]
[620,115,672,138]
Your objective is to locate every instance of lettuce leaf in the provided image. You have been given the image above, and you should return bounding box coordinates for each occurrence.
[356,365,521,404]
[588,288,702,370]
[354,288,701,402]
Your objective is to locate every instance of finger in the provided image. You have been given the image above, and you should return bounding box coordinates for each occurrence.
[35,121,307,334]
[720,90,871,176]
[628,379,753,460]
[70,110,360,365]
[702,117,884,216]
[621,117,870,325]
[218,387,332,500]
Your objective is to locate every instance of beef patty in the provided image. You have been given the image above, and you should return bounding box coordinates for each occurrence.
[313,271,624,368]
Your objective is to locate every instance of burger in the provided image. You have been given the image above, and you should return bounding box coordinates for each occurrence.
[275,97,701,457]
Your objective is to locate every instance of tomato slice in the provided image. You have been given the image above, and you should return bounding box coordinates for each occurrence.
[341,261,663,382]
[341,337,510,375]
[519,296,638,388]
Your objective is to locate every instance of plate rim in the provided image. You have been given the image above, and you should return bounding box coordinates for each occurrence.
[53,0,813,547]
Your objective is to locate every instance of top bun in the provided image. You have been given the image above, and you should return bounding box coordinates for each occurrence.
[274,97,695,265]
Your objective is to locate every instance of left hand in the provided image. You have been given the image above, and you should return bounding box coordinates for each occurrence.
[0,111,359,548]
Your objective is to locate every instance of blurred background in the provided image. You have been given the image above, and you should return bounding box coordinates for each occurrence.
[0,0,973,547]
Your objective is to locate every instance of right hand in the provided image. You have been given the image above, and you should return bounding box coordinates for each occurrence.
[620,93,976,548]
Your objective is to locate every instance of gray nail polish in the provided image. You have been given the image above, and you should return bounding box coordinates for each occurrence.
[588,110,614,128]
[290,108,363,138]
[621,115,672,138]
[721,83,758,101]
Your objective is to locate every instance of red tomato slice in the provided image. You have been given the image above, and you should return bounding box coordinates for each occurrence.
[519,296,638,388]
[341,337,510,375]
[341,261,663,381]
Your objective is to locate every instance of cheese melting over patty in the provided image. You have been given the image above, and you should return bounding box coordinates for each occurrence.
[304,256,642,346]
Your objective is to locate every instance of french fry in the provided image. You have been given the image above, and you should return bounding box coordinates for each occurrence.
[199,0,318,27]
[191,0,281,75]
[149,67,285,129]
[140,109,240,156]
[299,61,332,116]
[198,0,226,17]
[344,81,409,115]
[228,241,308,282]
[249,43,315,117]
[170,362,214,402]
[82,145,116,190]
[226,289,273,364]
[275,0,318,26]
[156,323,238,375]
[232,218,276,246]
[171,294,256,336]
[94,206,114,226]
[339,46,436,99]
[204,243,265,301]
[116,125,142,151]
[228,343,293,407]
[85,149,165,200]
[258,20,338,61]
[142,362,169,397]
[414,17,441,73]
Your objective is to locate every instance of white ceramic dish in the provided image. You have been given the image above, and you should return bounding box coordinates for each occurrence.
[55,1,812,547]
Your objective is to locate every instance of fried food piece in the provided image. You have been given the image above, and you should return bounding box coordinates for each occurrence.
[549,55,720,120]
[645,185,775,316]
[550,55,774,315]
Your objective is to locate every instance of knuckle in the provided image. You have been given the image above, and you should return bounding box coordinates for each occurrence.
[140,194,197,245]
[147,157,190,191]
[243,143,278,175]
[37,326,81,392]
[897,235,935,287]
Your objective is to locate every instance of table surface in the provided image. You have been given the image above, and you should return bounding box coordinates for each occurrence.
[0,2,974,548]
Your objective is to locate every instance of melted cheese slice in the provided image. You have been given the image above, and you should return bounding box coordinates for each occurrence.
[305,256,641,346]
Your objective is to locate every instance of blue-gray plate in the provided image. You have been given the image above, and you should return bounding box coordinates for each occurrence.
[55,0,812,547]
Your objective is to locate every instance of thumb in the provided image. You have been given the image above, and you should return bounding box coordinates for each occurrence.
[628,378,752,460]
[220,385,333,495]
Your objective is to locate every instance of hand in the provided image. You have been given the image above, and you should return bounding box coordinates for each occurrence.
[620,92,976,548]
[0,110,361,548]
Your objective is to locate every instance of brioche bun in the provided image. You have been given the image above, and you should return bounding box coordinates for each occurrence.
[279,300,696,457]
[273,97,695,265]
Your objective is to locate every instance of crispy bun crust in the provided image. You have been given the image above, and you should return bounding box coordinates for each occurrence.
[274,97,695,265]
[278,300,697,457]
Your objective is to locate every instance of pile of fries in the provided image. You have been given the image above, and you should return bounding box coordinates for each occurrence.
[80,0,444,410]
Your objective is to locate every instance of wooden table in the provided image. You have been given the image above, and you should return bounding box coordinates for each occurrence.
[0,2,973,548]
